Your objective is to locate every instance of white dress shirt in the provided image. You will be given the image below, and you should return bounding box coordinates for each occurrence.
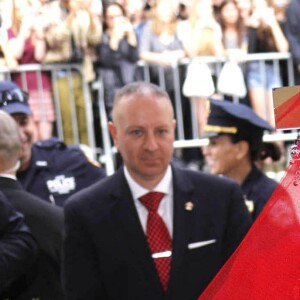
[0,174,17,180]
[124,166,174,238]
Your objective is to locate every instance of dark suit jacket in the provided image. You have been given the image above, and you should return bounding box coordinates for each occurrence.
[0,191,37,293]
[63,165,252,300]
[0,177,64,300]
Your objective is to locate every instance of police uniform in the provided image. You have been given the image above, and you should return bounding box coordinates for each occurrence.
[17,137,106,207]
[0,80,107,207]
[204,99,278,220]
[241,166,278,220]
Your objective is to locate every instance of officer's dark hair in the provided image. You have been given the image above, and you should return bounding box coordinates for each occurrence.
[227,129,281,162]
[259,142,282,162]
[112,81,174,121]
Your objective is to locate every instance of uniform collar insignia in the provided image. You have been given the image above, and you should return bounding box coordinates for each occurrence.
[244,196,254,213]
[36,160,48,167]
[185,201,194,211]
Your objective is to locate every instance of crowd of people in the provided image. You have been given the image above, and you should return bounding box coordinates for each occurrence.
[0,78,291,299]
[0,0,297,138]
[0,0,299,298]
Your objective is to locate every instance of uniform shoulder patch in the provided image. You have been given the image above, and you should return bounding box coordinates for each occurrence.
[34,137,66,149]
[79,144,101,168]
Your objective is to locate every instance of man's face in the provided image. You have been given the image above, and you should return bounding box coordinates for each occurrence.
[11,113,35,171]
[202,135,241,177]
[109,94,176,189]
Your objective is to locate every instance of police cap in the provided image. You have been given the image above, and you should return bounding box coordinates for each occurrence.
[0,81,31,115]
[204,99,274,143]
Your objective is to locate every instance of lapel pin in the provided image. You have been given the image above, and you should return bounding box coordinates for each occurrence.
[244,196,254,213]
[245,199,254,213]
[185,201,194,211]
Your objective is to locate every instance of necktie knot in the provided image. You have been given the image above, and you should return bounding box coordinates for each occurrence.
[139,191,165,212]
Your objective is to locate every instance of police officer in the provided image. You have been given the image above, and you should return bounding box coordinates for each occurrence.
[202,99,281,220]
[0,80,106,206]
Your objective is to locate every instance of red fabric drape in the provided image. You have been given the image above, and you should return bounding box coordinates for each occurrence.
[198,138,300,300]
[274,92,300,129]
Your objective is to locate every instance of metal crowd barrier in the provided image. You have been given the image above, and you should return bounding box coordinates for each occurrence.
[97,52,298,175]
[139,52,295,139]
[0,53,298,176]
[0,63,96,154]
[0,63,115,174]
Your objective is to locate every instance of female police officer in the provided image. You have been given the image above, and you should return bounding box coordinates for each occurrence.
[202,99,281,220]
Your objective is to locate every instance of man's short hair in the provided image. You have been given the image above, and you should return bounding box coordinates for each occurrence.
[112,81,173,121]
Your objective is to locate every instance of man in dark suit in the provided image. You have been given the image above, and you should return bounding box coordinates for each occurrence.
[0,111,64,299]
[63,82,252,300]
[0,191,37,294]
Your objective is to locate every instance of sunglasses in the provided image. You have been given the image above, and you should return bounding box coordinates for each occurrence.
[0,88,29,108]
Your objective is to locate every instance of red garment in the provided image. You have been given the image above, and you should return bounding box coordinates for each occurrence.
[198,138,300,300]
[7,28,55,122]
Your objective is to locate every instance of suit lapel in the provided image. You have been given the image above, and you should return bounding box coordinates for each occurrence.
[167,166,219,298]
[110,168,164,294]
[168,166,195,291]
[108,166,205,296]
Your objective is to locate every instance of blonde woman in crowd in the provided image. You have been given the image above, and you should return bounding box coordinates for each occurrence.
[42,0,102,145]
[0,20,18,72]
[178,0,224,136]
[179,0,223,58]
[66,0,102,82]
[246,0,288,126]
[125,0,150,40]
[139,0,186,99]
[7,0,54,140]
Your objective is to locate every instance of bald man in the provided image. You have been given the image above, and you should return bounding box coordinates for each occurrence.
[63,81,252,300]
[0,111,64,299]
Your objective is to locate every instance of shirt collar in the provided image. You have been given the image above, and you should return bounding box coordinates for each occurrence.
[124,165,172,200]
[0,174,17,180]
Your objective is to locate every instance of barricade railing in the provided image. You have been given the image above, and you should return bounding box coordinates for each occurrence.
[98,52,297,174]
[138,52,295,139]
[0,63,97,157]
[92,79,116,176]
[0,53,298,176]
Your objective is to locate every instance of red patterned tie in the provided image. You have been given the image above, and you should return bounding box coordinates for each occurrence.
[139,192,172,291]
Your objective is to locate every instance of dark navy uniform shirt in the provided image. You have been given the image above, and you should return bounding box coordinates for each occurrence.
[241,166,278,221]
[17,138,106,207]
